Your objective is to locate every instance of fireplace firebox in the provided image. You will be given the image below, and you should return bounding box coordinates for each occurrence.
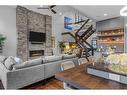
[29,50,44,57]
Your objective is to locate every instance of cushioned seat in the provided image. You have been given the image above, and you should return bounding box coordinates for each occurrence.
[78,58,88,65]
[61,61,76,89]
[61,61,75,71]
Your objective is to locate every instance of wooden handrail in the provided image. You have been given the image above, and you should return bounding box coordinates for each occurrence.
[75,19,89,36]
[83,29,96,40]
[80,25,93,38]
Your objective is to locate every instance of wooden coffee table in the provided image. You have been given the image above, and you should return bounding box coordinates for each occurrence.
[55,63,127,89]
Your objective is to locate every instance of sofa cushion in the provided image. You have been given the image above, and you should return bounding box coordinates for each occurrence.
[4,56,16,70]
[62,54,76,59]
[43,55,62,63]
[0,55,6,63]
[13,57,42,70]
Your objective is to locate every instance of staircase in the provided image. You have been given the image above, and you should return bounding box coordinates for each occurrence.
[62,19,96,59]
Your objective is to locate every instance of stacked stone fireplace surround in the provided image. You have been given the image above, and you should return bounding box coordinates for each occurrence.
[16,6,52,61]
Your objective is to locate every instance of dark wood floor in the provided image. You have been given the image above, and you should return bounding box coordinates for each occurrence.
[0,78,63,89]
[0,80,4,89]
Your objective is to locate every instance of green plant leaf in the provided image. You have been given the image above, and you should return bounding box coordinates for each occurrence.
[58,41,65,49]
[0,34,6,46]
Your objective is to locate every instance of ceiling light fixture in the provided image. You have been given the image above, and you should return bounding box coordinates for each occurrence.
[104,13,108,16]
[39,5,43,8]
[120,6,127,16]
[126,23,127,27]
[59,12,62,15]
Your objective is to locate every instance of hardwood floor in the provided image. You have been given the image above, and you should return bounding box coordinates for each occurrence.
[0,78,63,89]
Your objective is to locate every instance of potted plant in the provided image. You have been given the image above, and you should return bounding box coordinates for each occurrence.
[58,41,65,53]
[0,34,6,52]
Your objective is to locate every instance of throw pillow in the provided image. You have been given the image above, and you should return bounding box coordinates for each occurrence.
[14,57,23,64]
[0,55,6,63]
[4,56,16,70]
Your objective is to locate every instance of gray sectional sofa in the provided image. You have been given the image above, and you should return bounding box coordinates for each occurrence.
[0,54,78,89]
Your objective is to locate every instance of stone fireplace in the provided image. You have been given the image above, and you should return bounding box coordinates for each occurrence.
[16,6,52,61]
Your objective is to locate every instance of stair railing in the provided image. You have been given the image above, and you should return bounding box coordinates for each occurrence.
[75,19,90,37]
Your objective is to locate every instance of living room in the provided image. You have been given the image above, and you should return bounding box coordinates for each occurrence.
[1,5,127,91]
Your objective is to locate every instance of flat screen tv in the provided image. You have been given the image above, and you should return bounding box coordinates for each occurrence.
[29,31,46,43]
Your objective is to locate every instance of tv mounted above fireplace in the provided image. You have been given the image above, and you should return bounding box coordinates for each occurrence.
[29,31,46,43]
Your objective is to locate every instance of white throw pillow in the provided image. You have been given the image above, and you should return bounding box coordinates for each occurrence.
[14,57,23,64]
[4,56,16,70]
[0,55,6,63]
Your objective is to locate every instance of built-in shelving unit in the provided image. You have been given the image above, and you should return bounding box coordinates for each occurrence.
[98,41,124,44]
[97,28,124,53]
[98,28,124,44]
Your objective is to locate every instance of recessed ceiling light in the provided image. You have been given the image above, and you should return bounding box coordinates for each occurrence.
[39,5,43,8]
[59,12,62,15]
[126,23,127,27]
[120,6,127,16]
[104,13,108,16]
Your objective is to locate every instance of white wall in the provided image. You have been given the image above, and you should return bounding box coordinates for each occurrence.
[124,17,127,52]
[0,6,17,56]
[97,17,124,31]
